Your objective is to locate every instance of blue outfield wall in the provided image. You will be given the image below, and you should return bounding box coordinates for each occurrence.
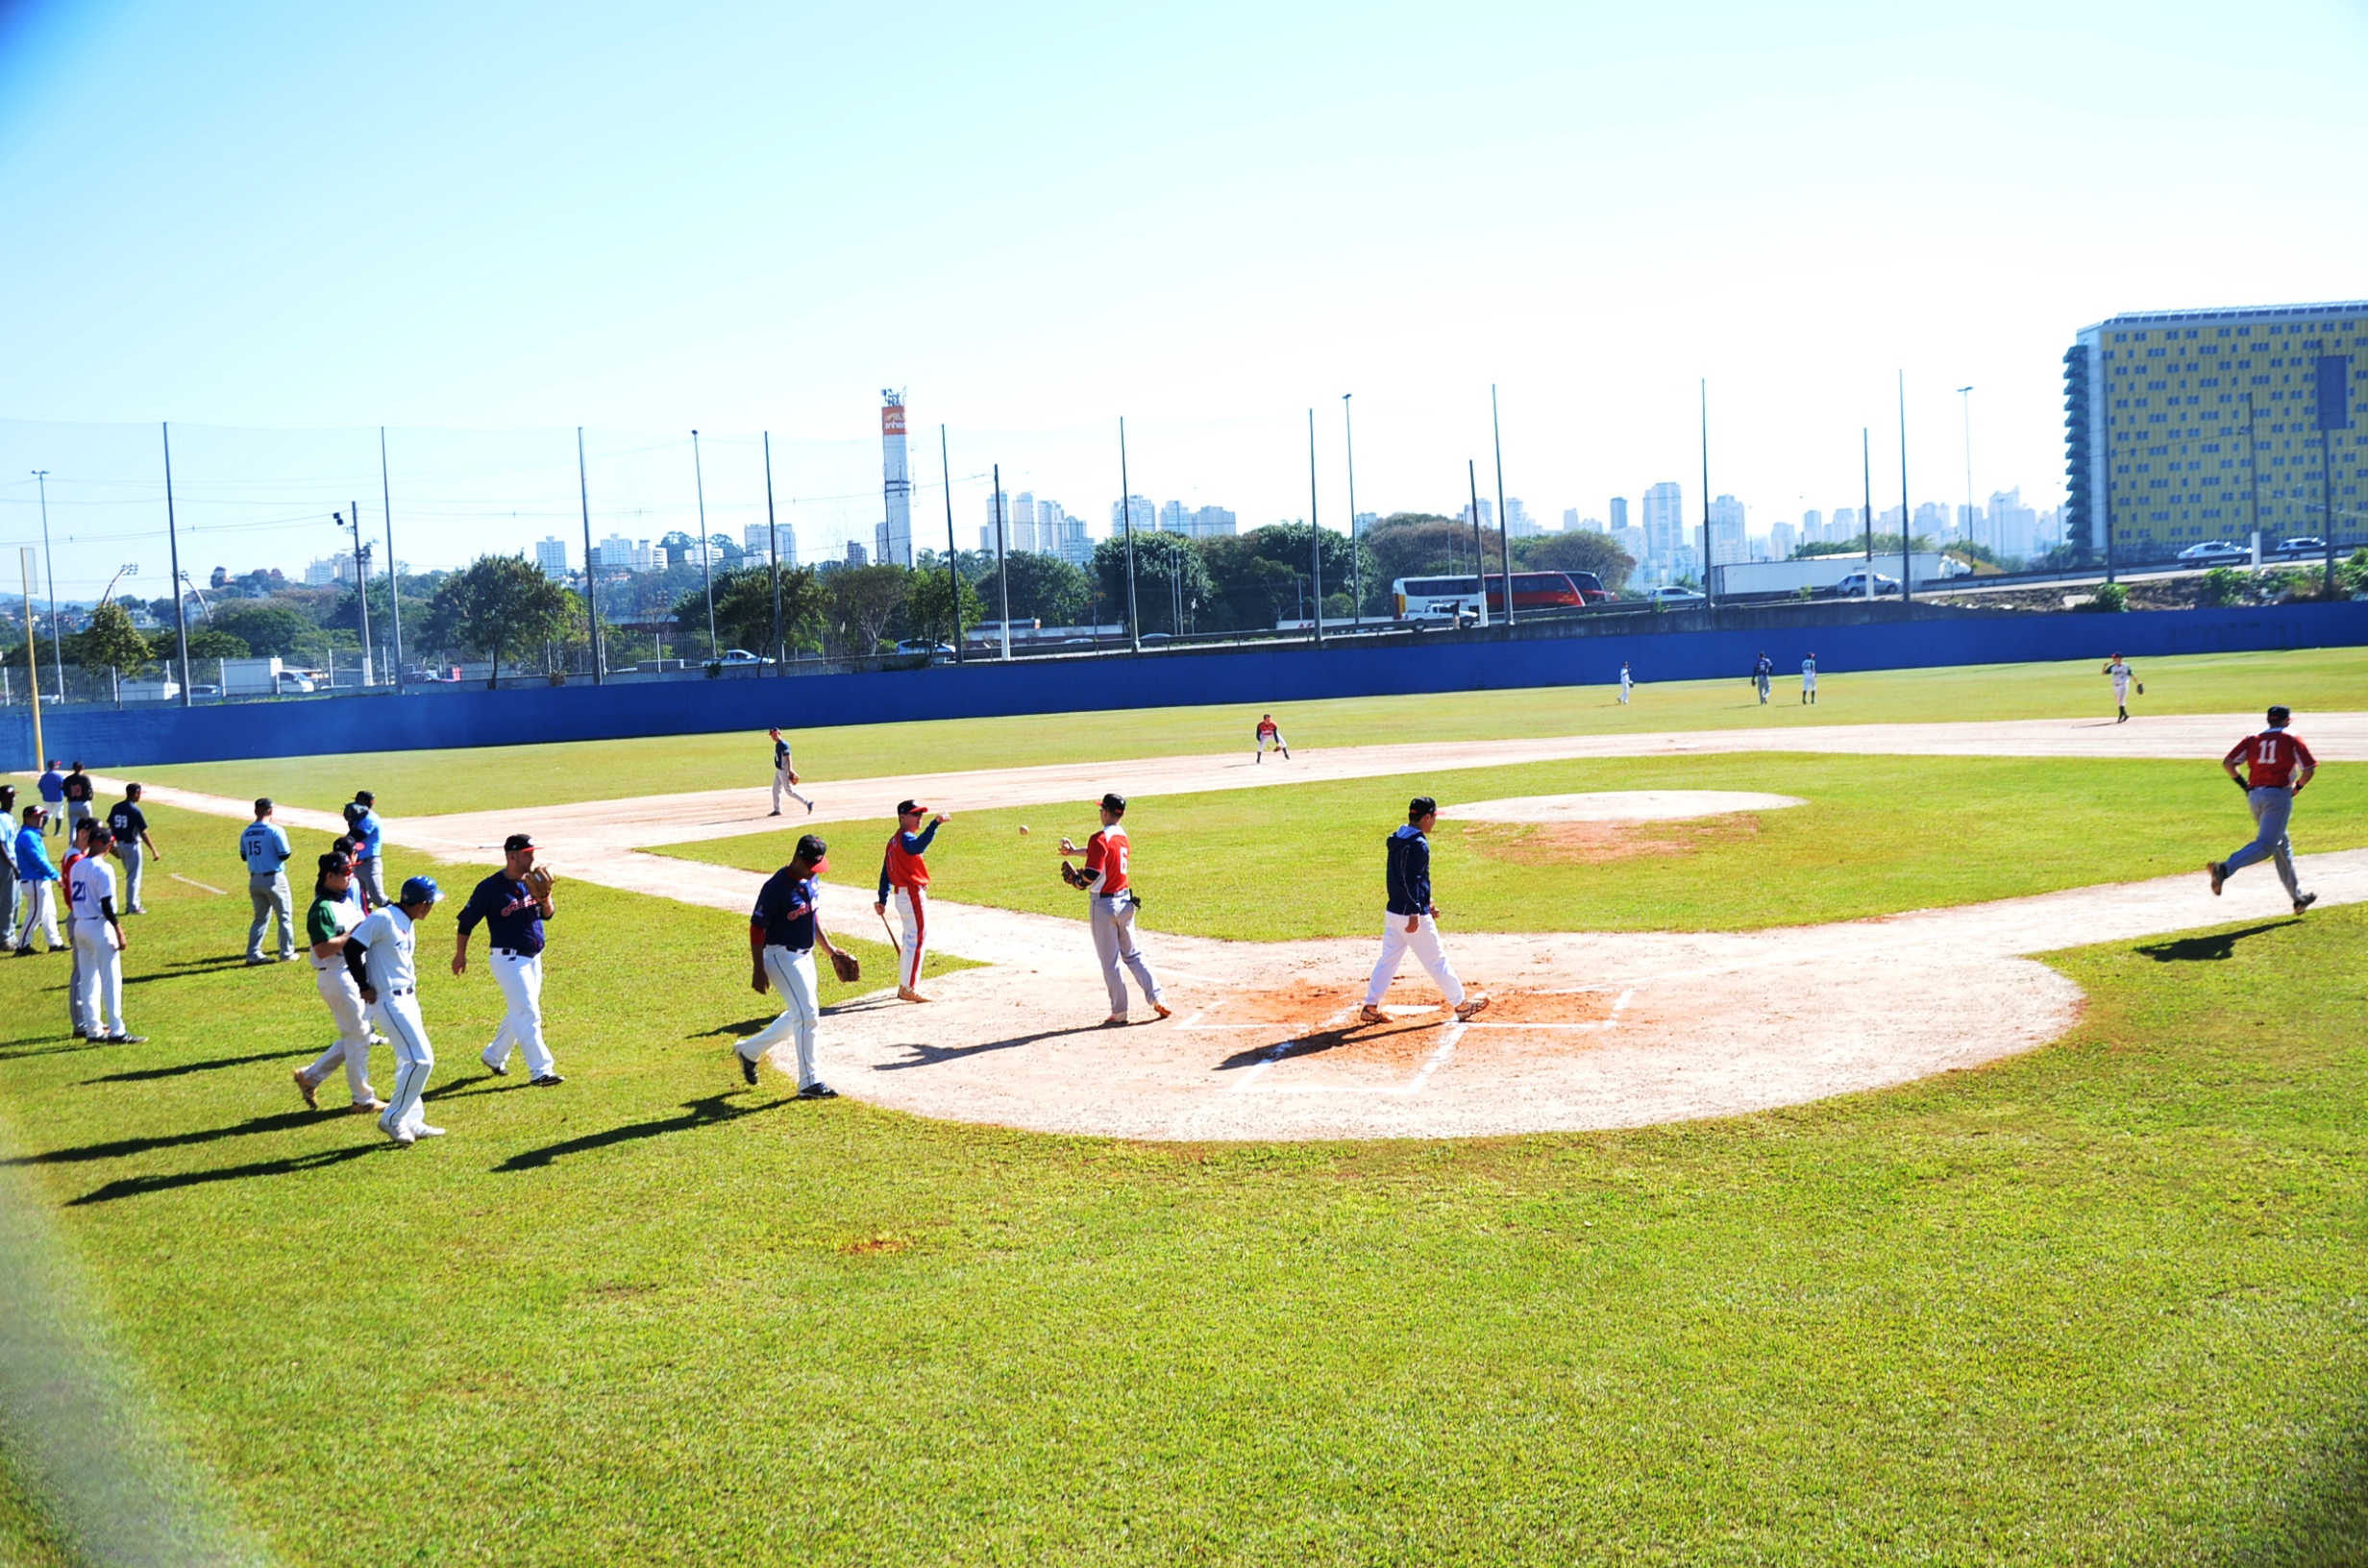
[7,600,2366,771]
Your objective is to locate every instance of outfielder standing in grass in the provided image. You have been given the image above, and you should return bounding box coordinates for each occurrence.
[1801,652,1818,705]
[2208,705,2317,915]
[347,874,445,1148]
[455,833,563,1087]
[1358,796,1488,1025]
[876,799,947,1003]
[1751,652,1774,705]
[769,728,814,816]
[2104,653,2137,723]
[293,851,384,1114]
[1059,792,1171,1026]
[741,832,852,1098]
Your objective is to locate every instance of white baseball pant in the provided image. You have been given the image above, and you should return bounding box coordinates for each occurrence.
[376,992,435,1136]
[890,885,926,991]
[1090,894,1162,1015]
[300,965,377,1104]
[740,945,821,1087]
[773,767,813,812]
[17,880,59,949]
[72,923,125,1038]
[481,948,555,1078]
[1361,910,1468,1009]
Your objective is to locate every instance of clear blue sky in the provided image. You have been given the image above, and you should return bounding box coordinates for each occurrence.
[4,0,2366,591]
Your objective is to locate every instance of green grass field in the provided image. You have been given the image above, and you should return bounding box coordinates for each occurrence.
[650,752,2367,939]
[96,647,2368,818]
[1,806,2363,1561]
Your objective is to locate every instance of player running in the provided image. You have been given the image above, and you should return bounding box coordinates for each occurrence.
[2208,705,2317,915]
[1358,796,1488,1025]
[876,799,948,1002]
[2103,653,2137,723]
[346,876,446,1147]
[1059,792,1171,1026]
[292,851,384,1114]
[1254,714,1290,763]
[769,727,814,816]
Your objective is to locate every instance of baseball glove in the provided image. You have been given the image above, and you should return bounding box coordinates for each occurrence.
[524,865,556,898]
[2135,682,2144,696]
[1060,861,1091,890]
[829,948,860,984]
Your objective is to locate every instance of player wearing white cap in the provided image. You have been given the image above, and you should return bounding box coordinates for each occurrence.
[345,875,445,1147]
[1058,793,1172,1026]
[455,833,563,1087]
[293,852,384,1113]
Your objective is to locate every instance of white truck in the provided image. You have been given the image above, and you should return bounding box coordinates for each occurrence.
[220,657,315,696]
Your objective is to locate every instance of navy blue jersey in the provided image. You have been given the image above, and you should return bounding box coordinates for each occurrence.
[774,737,792,770]
[752,868,821,950]
[1384,824,1432,917]
[456,870,549,956]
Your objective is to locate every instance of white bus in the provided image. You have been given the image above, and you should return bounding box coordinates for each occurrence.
[1391,572,1605,620]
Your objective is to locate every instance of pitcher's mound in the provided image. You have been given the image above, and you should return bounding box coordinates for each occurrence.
[1444,790,1807,822]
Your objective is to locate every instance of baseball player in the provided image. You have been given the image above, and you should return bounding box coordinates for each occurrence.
[59,762,96,844]
[876,799,947,1002]
[293,851,384,1114]
[65,826,142,1043]
[239,798,297,964]
[2208,705,2317,915]
[344,875,445,1147]
[106,783,160,915]
[1358,796,1489,1025]
[455,832,563,1087]
[343,791,388,910]
[0,787,18,949]
[1751,652,1774,705]
[1254,714,1290,763]
[14,805,61,954]
[35,761,63,837]
[1800,652,1818,705]
[2103,654,2137,723]
[60,818,93,1036]
[1058,792,1171,1025]
[769,728,814,816]
[1617,662,1632,704]
[740,832,851,1098]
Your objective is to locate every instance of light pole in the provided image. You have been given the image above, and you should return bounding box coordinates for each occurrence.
[1118,418,1140,653]
[691,429,717,660]
[98,563,139,605]
[31,470,63,702]
[1342,394,1361,628]
[1898,370,1912,605]
[1957,385,1976,556]
[1307,407,1323,648]
[940,425,963,666]
[1492,385,1515,626]
[336,507,374,685]
[17,549,40,764]
[160,424,191,708]
[382,429,407,693]
[1699,379,1714,606]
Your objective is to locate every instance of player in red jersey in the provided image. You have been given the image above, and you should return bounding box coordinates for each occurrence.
[2208,705,2317,914]
[1254,714,1290,764]
[876,798,948,1001]
[1059,792,1171,1025]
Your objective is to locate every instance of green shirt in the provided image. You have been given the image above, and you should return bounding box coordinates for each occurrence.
[307,894,356,950]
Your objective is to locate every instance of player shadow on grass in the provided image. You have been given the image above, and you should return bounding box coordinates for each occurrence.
[78,1048,304,1085]
[495,1091,789,1172]
[2134,922,2294,963]
[67,1145,382,1206]
[0,1038,115,1064]
[3,1109,326,1166]
[138,955,265,977]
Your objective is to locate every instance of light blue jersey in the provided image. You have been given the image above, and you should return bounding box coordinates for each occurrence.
[240,821,292,875]
[353,808,383,858]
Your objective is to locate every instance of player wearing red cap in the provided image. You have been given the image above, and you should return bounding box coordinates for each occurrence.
[2208,705,2317,914]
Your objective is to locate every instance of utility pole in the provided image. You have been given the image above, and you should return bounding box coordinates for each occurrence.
[1957,386,1976,556]
[32,471,62,702]
[1699,379,1715,607]
[1119,418,1140,653]
[17,550,41,767]
[382,429,406,693]
[941,425,964,665]
[764,431,783,673]
[576,428,604,684]
[161,424,191,707]
[993,463,1012,661]
[1307,408,1324,648]
[690,430,717,660]
[338,505,374,685]
[1342,394,1362,628]
[1898,371,1913,605]
[1862,428,1874,600]
[1492,385,1516,626]
[1467,460,1490,628]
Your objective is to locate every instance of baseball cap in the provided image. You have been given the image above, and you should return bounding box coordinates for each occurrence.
[795,832,829,872]
[1099,792,1126,813]
[254,796,273,814]
[1408,795,1438,821]
[354,790,375,805]
[85,827,113,849]
[503,833,535,852]
[2268,705,2292,724]
[769,727,781,737]
[399,875,442,906]
[896,799,926,816]
[318,851,352,876]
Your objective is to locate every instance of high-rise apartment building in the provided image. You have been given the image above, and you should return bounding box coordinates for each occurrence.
[1458,497,1494,528]
[1708,495,1747,566]
[1110,495,1157,537]
[742,521,797,566]
[533,536,569,580]
[1640,482,1687,576]
[1986,488,2040,560]
[1504,498,1538,537]
[1802,508,1825,543]
[1561,507,1581,531]
[2065,299,2367,562]
[1608,497,1629,534]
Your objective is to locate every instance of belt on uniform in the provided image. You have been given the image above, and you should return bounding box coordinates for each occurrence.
[494,946,537,958]
[763,943,814,956]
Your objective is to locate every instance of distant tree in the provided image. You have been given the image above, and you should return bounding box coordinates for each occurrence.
[1514,530,1636,591]
[210,600,319,660]
[423,554,576,686]
[903,566,985,648]
[824,563,911,656]
[185,626,250,660]
[972,551,1094,628]
[70,600,152,674]
[1093,532,1216,635]
[1361,514,1484,593]
[699,564,827,655]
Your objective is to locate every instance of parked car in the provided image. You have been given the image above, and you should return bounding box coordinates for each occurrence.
[187,683,223,698]
[1829,571,1902,597]
[2273,535,2329,558]
[892,639,955,657]
[2176,540,2248,565]
[1646,585,1707,605]
[717,648,776,667]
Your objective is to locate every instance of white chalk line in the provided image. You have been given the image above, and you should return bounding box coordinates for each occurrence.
[168,873,227,895]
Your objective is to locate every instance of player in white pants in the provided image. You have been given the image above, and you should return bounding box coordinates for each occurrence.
[769,728,814,815]
[739,833,849,1098]
[1618,662,1632,703]
[1060,792,1172,1024]
[2104,654,2136,723]
[15,804,62,953]
[1359,796,1488,1024]
[1800,653,1818,705]
[455,834,562,1086]
[345,877,445,1147]
[65,828,143,1043]
[876,800,948,1002]
[293,853,383,1113]
[1254,714,1290,763]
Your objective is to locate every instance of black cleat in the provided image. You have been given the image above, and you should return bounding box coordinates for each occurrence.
[530,1073,565,1088]
[796,1081,839,1100]
[2293,892,2318,916]
[738,1051,759,1086]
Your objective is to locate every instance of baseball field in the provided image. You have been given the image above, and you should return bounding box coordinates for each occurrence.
[2,650,2363,1563]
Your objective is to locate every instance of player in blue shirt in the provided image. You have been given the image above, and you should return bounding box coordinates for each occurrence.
[454,833,562,1086]
[14,803,62,953]
[36,761,64,838]
[1358,796,1487,1025]
[768,728,814,815]
[344,790,388,909]
[239,797,297,964]
[740,832,851,1097]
